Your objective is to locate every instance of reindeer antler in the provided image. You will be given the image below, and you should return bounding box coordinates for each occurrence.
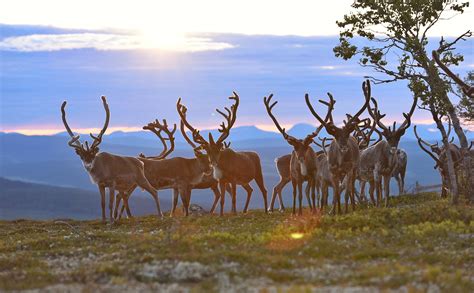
[214,91,240,145]
[263,94,295,143]
[414,125,441,167]
[61,100,83,150]
[61,96,110,152]
[141,119,177,159]
[90,96,110,150]
[177,98,209,147]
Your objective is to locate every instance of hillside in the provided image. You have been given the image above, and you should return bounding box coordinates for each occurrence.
[0,178,171,220]
[0,193,472,291]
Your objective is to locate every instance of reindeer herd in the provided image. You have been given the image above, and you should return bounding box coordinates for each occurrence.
[61,75,472,223]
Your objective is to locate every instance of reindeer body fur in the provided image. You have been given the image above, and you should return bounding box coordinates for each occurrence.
[327,136,360,213]
[289,147,318,215]
[358,140,397,206]
[212,148,268,215]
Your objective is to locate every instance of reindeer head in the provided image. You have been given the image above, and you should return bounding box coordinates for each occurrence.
[61,96,110,164]
[367,93,417,148]
[305,80,371,154]
[413,124,460,173]
[177,92,239,171]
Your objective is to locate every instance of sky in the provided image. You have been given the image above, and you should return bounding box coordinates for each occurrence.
[0,1,473,135]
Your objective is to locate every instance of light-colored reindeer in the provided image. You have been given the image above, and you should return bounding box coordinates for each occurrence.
[305,81,370,214]
[179,92,268,215]
[367,95,418,195]
[61,96,163,223]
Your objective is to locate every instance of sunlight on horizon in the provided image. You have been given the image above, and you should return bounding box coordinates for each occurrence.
[3,119,469,136]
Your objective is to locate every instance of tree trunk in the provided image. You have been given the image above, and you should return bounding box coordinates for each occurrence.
[421,56,461,203]
[446,101,473,203]
[429,102,459,203]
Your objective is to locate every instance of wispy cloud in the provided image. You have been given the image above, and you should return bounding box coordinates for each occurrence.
[0,33,234,52]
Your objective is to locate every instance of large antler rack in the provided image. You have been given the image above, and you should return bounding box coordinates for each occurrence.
[367,95,417,138]
[305,80,370,131]
[212,91,240,145]
[264,92,334,146]
[61,95,110,152]
[140,119,177,160]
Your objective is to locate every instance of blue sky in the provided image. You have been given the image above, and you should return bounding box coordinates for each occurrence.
[1,3,473,134]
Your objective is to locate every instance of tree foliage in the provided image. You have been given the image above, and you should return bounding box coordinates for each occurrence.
[457,71,474,123]
[333,0,471,114]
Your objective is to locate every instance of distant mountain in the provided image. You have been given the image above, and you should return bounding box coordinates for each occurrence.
[0,177,171,220]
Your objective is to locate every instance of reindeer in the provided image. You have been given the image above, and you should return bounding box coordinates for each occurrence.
[113,118,178,219]
[61,96,163,223]
[348,117,383,203]
[115,118,230,218]
[414,125,464,198]
[263,94,332,215]
[268,154,291,212]
[175,104,233,213]
[305,80,370,214]
[367,95,418,195]
[178,92,268,215]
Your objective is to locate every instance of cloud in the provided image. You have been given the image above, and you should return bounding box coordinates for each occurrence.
[0,33,234,52]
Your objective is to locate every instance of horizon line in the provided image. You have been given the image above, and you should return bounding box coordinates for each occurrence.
[1,119,465,136]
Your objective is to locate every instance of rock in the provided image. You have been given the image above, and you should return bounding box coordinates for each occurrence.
[189,204,206,215]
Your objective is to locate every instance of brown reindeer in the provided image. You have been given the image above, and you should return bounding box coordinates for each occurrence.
[263,93,332,215]
[414,125,464,198]
[367,95,418,194]
[178,92,268,215]
[176,104,233,213]
[305,80,371,214]
[115,118,230,218]
[61,96,163,223]
[114,119,178,219]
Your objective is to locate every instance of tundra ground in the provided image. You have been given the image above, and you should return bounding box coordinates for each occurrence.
[0,193,473,292]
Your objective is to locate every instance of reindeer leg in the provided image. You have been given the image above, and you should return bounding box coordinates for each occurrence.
[108,186,115,224]
[336,176,342,215]
[298,181,303,216]
[123,192,132,219]
[219,181,226,216]
[114,192,122,220]
[369,180,376,206]
[231,183,237,214]
[349,172,356,212]
[384,175,390,207]
[305,180,313,212]
[270,179,287,212]
[254,173,268,214]
[98,185,106,223]
[278,178,289,212]
[210,184,221,214]
[291,179,297,215]
[242,183,253,213]
[184,188,191,216]
[171,188,179,217]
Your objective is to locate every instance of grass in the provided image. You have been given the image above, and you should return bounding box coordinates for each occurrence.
[0,193,473,291]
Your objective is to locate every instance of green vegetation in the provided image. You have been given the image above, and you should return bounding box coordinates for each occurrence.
[0,193,473,291]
